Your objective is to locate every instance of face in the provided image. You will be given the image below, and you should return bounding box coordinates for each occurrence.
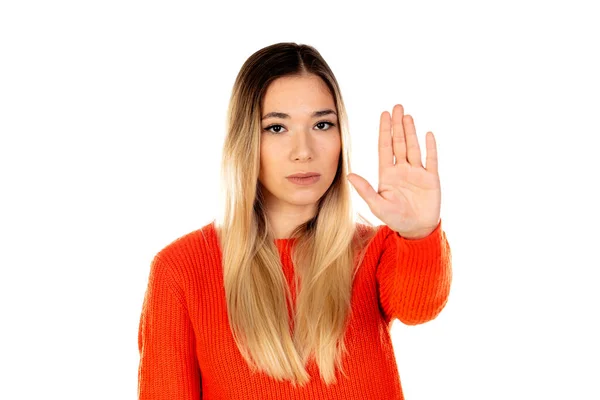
[258,74,341,219]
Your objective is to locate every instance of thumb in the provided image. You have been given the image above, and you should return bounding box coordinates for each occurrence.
[347,173,379,209]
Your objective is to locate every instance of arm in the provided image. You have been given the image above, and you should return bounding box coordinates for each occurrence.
[138,255,202,399]
[375,219,452,325]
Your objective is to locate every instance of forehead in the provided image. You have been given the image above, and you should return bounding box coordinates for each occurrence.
[261,75,335,113]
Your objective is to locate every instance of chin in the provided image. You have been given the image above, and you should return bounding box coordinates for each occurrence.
[287,194,321,204]
[284,190,325,203]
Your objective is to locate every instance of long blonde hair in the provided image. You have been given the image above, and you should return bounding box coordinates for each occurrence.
[213,42,378,387]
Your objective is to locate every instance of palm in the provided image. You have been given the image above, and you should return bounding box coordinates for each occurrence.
[348,104,441,239]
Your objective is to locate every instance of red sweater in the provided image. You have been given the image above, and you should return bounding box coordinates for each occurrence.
[138,219,452,399]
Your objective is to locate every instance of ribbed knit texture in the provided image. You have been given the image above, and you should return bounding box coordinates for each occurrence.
[138,219,452,399]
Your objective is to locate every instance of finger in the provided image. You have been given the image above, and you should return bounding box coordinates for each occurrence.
[425,131,438,175]
[391,104,406,166]
[379,111,393,174]
[347,173,381,213]
[403,114,423,167]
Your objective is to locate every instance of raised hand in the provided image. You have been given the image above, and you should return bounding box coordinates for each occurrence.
[347,104,441,240]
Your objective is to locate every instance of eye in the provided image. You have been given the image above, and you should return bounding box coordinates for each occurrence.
[315,121,335,131]
[263,121,336,134]
[263,124,285,134]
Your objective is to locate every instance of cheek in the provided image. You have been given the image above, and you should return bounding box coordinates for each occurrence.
[259,148,278,177]
[324,137,341,160]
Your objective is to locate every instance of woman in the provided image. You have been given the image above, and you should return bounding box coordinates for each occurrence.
[138,42,452,399]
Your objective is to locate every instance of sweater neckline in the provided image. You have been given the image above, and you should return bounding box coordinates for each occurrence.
[274,237,298,246]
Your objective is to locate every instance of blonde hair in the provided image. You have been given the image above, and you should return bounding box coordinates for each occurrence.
[213,42,378,387]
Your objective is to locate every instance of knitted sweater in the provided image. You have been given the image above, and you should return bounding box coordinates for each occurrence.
[137,219,452,399]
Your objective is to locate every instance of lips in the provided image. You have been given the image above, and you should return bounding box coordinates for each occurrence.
[287,172,320,178]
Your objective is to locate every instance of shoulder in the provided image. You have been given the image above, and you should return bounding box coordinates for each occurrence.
[154,220,219,267]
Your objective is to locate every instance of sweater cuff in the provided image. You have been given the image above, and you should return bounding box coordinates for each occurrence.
[394,218,443,250]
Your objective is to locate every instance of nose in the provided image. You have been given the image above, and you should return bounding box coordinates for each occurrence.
[291,130,313,161]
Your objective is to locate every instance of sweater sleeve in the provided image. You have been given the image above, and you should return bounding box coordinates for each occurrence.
[138,255,202,399]
[375,219,452,326]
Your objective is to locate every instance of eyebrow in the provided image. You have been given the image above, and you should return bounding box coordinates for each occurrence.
[261,109,337,120]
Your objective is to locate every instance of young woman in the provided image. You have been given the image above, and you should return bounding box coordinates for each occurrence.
[137,42,452,399]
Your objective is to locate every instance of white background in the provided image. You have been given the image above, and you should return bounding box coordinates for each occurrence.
[1,1,599,399]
